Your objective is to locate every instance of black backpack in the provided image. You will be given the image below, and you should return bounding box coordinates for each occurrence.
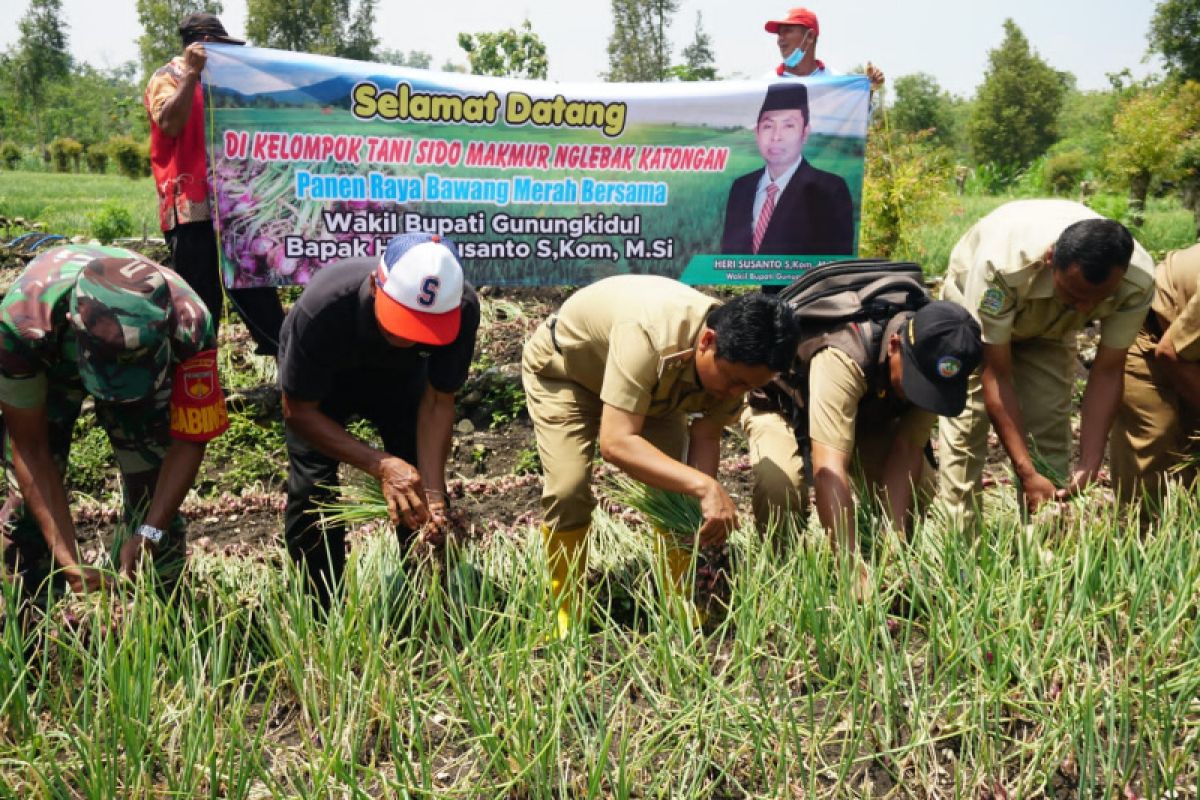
[778,258,930,337]
[753,260,932,435]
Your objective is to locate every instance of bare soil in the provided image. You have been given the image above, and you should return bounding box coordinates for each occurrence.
[0,255,1092,566]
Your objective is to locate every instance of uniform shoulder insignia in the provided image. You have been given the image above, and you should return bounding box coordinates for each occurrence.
[657,348,694,377]
[979,285,1013,317]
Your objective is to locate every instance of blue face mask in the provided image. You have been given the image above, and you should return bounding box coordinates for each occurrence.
[783,47,805,68]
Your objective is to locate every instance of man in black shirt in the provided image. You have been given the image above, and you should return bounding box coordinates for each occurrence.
[279,233,480,606]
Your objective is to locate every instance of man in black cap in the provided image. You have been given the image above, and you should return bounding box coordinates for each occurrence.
[743,300,983,557]
[720,82,855,259]
[143,13,285,356]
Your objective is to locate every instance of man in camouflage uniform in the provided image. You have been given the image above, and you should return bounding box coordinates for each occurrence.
[1110,243,1200,507]
[0,245,229,596]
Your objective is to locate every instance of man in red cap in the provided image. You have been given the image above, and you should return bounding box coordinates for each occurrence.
[278,233,480,607]
[765,7,884,87]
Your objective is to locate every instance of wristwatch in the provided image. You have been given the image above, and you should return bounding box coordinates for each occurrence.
[135,524,165,545]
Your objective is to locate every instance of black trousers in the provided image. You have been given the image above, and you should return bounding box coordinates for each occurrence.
[284,369,426,608]
[165,221,286,356]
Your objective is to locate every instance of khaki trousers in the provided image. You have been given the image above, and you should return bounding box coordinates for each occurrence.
[742,405,934,531]
[522,326,688,532]
[936,339,1074,528]
[741,405,807,529]
[1110,330,1199,507]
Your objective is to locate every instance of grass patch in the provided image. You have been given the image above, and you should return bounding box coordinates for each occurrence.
[2,484,1199,796]
[887,193,1195,276]
[0,170,157,239]
[195,410,287,496]
[64,412,117,500]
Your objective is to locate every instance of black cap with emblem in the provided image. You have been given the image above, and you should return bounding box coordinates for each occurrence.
[179,13,245,45]
[899,301,983,417]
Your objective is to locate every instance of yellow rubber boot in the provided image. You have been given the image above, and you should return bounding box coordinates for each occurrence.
[650,525,707,631]
[542,523,589,640]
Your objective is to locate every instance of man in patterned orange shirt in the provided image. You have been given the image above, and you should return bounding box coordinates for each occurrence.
[144,13,283,355]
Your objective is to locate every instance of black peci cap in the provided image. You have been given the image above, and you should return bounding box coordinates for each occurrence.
[758,82,809,123]
[898,301,983,417]
[179,13,245,45]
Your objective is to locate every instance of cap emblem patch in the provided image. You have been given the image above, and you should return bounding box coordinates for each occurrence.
[937,356,962,379]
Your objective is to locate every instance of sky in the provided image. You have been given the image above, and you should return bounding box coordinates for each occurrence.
[0,0,1165,97]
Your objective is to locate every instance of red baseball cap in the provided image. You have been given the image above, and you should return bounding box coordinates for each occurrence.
[765,8,820,36]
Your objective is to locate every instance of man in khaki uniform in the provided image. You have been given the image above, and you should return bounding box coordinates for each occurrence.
[747,302,982,550]
[522,276,799,636]
[1110,243,1200,506]
[937,199,1155,526]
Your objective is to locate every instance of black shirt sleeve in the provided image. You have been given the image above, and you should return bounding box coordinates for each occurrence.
[426,284,480,394]
[278,300,340,401]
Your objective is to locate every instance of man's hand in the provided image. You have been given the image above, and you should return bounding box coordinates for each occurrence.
[866,62,885,89]
[1020,470,1060,514]
[119,535,156,580]
[1058,468,1099,500]
[419,494,451,549]
[379,456,429,529]
[64,564,107,594]
[1155,324,1179,362]
[183,42,207,78]
[696,478,737,548]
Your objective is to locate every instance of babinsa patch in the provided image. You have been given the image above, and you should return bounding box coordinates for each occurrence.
[169,350,229,441]
[183,364,213,399]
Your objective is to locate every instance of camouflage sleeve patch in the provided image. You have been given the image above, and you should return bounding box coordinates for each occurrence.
[0,318,41,383]
[169,350,228,441]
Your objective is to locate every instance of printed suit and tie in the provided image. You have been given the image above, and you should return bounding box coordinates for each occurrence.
[721,160,855,256]
[720,81,856,258]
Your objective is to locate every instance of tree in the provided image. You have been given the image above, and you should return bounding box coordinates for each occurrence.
[890,73,956,146]
[245,0,379,60]
[967,19,1065,171]
[1148,0,1200,82]
[606,0,654,81]
[377,49,433,70]
[136,0,223,79]
[340,0,378,62]
[668,11,716,81]
[43,62,147,148]
[1105,81,1200,226]
[10,0,71,150]
[860,127,952,260]
[605,0,679,82]
[456,20,548,79]
[1176,135,1200,237]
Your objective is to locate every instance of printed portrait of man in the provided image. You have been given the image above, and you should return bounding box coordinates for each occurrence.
[721,82,855,256]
